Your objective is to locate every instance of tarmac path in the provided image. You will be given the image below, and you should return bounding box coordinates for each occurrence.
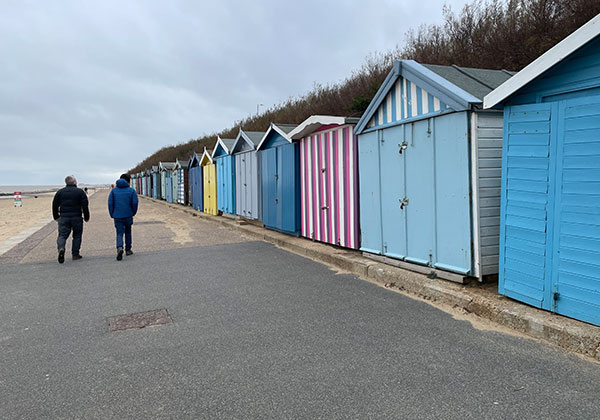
[1,190,599,419]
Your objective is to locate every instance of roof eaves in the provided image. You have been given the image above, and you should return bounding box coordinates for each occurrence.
[355,61,401,134]
[484,14,600,108]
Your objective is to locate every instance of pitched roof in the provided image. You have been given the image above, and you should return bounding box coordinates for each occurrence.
[355,59,513,134]
[423,64,514,101]
[484,13,600,108]
[232,129,266,153]
[288,115,360,140]
[256,123,298,150]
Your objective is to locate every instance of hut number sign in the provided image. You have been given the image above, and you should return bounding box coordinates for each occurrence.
[14,192,22,207]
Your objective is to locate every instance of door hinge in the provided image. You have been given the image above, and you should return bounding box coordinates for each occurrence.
[399,197,409,209]
[398,141,408,154]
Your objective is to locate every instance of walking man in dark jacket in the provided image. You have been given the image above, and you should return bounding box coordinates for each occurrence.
[108,173,139,261]
[52,175,90,264]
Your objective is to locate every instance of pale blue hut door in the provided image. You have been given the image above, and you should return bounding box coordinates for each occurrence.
[244,154,254,218]
[380,125,407,259]
[404,118,435,266]
[358,130,383,254]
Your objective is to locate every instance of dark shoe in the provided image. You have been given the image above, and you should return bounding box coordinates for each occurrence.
[125,249,133,256]
[116,248,123,261]
[58,249,65,264]
[72,255,83,261]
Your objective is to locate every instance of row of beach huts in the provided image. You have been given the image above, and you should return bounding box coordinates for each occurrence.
[131,15,600,327]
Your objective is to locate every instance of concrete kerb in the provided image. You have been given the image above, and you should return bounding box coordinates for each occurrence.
[140,196,600,361]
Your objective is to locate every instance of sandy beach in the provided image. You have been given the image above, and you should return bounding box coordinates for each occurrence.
[0,193,55,243]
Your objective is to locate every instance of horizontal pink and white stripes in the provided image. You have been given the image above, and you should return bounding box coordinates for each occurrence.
[299,124,360,249]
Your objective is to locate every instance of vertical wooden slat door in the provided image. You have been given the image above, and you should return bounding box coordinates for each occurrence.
[499,103,555,308]
[380,124,407,259]
[551,96,600,326]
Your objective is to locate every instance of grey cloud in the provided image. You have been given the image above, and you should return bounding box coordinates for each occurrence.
[0,0,467,185]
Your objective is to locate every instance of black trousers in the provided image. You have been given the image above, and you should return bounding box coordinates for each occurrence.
[57,216,83,256]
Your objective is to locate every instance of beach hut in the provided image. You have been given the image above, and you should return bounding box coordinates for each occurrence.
[484,15,600,325]
[152,166,159,199]
[176,159,187,205]
[188,152,203,210]
[212,136,236,215]
[257,123,300,236]
[171,161,180,204]
[355,60,513,282]
[200,148,218,215]
[231,129,265,220]
[289,116,361,249]
[145,171,151,196]
[159,162,176,201]
[141,171,147,197]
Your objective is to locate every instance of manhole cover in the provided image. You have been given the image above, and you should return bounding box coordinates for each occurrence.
[135,221,165,225]
[108,309,172,332]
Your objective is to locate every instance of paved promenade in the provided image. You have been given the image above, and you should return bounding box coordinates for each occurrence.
[1,190,599,419]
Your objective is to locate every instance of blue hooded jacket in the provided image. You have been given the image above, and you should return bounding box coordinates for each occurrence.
[108,179,139,219]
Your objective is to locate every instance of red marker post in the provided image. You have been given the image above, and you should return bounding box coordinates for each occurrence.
[14,192,22,207]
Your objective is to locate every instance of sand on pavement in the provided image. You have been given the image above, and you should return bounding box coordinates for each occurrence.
[0,193,55,243]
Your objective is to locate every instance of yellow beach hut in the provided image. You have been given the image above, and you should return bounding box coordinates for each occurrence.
[200,147,218,215]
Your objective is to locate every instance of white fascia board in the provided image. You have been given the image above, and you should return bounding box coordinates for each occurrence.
[211,136,229,159]
[256,123,293,150]
[484,14,600,108]
[200,148,213,165]
[231,130,247,154]
[288,115,348,140]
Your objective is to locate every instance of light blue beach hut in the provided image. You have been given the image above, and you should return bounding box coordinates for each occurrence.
[355,60,513,282]
[212,136,236,215]
[231,129,265,220]
[484,15,600,326]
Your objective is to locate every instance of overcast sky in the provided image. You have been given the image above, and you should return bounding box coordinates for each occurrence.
[1,0,468,185]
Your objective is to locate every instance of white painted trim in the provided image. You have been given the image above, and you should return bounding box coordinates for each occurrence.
[469,112,482,280]
[256,123,295,150]
[199,147,213,166]
[211,136,231,159]
[484,14,600,108]
[288,115,349,139]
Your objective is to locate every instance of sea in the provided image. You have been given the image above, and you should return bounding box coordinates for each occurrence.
[0,185,106,197]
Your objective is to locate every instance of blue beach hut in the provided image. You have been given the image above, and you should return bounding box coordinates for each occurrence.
[212,136,236,215]
[257,123,300,236]
[355,60,513,283]
[484,15,600,326]
[159,162,176,202]
[231,129,265,220]
[188,152,203,211]
[152,166,159,199]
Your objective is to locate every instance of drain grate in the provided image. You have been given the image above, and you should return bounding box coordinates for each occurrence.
[108,309,172,332]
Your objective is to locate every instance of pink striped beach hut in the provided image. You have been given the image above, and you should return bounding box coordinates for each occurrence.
[289,116,360,249]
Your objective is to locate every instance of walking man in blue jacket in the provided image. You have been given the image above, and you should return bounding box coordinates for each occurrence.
[108,173,139,261]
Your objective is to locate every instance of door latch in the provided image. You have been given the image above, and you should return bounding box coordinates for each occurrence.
[274,174,278,180]
[399,197,409,209]
[321,167,326,173]
[321,205,328,210]
[398,141,408,154]
[553,291,560,301]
